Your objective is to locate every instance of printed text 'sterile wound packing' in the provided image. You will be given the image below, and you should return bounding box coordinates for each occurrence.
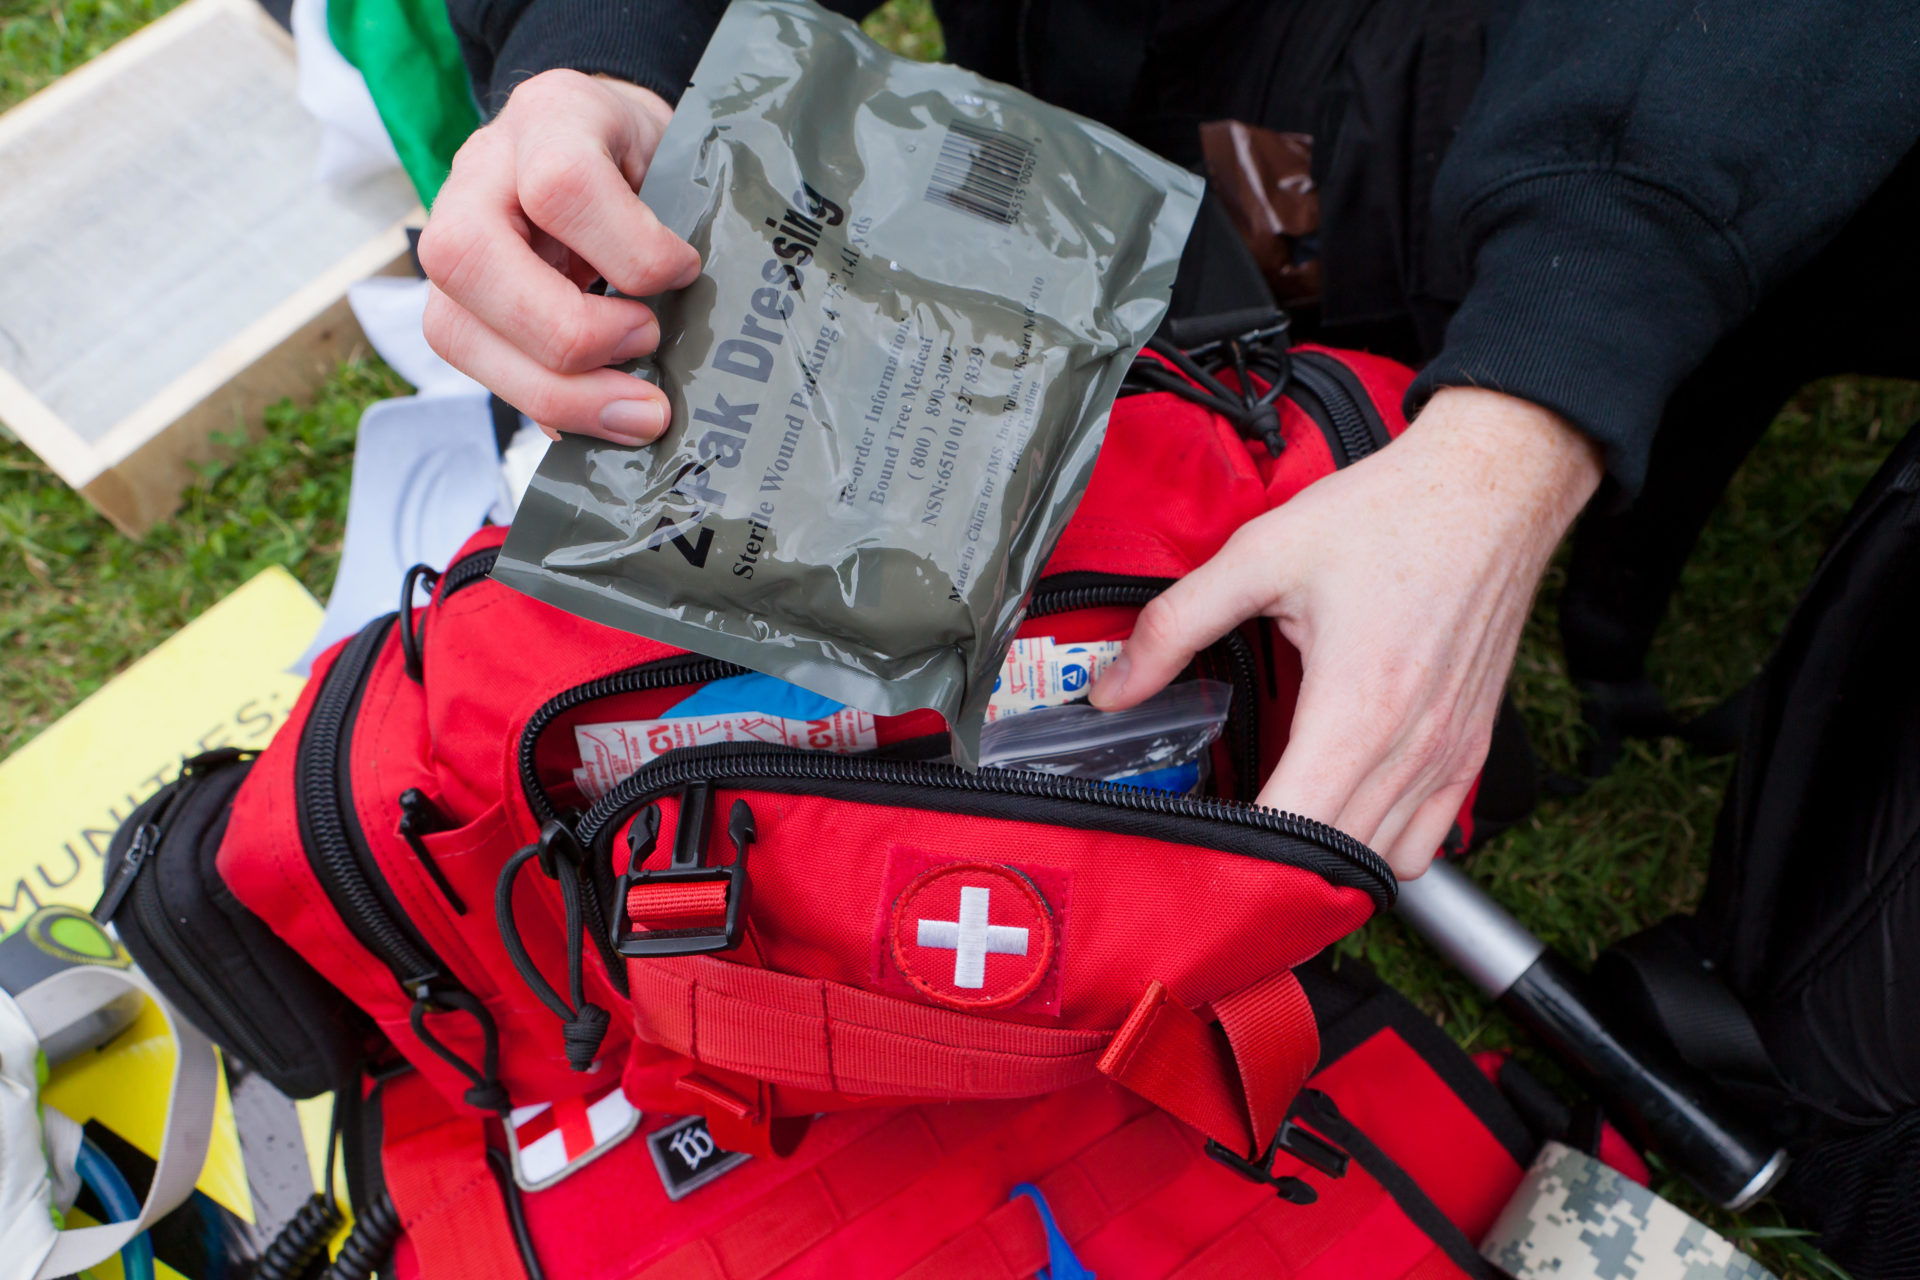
[494,0,1203,766]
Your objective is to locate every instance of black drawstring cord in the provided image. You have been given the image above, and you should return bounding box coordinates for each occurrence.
[399,563,440,683]
[410,989,511,1114]
[497,823,612,1072]
[1124,333,1292,457]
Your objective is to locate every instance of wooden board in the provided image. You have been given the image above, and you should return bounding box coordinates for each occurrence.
[0,0,422,534]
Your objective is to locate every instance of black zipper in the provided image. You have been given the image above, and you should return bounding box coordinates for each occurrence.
[521,654,751,827]
[517,579,1263,825]
[95,754,295,1074]
[295,615,449,996]
[1287,351,1389,467]
[126,875,290,1071]
[1026,574,1263,801]
[577,743,1395,910]
[439,546,500,601]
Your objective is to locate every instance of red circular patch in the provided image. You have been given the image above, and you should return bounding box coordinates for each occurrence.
[888,862,1055,1010]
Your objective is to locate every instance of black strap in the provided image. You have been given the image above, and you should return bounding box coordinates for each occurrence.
[1593,919,1780,1090]
[496,832,612,1072]
[485,1147,548,1280]
[1292,1091,1508,1280]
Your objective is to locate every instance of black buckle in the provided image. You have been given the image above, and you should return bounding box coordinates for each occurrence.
[1204,1089,1349,1202]
[612,783,754,958]
[1204,1138,1318,1204]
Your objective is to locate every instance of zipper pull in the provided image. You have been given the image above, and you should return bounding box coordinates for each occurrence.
[94,822,159,922]
[397,789,468,915]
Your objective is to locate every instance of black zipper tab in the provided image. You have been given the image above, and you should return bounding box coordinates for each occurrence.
[94,822,159,923]
[398,789,468,916]
[94,749,254,924]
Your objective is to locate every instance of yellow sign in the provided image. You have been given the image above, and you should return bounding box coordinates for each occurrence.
[0,567,320,931]
[2,568,325,1277]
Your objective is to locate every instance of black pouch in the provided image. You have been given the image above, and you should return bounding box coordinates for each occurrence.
[1593,424,1920,1278]
[95,748,372,1098]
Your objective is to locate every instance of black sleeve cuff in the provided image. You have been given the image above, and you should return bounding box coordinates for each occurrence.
[1406,170,1753,494]
[482,0,729,114]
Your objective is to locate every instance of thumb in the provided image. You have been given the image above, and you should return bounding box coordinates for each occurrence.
[1089,530,1283,711]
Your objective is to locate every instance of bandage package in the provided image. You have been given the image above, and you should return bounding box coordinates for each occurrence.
[493,0,1202,766]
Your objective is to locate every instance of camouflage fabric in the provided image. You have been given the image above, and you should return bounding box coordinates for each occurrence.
[1482,1141,1776,1280]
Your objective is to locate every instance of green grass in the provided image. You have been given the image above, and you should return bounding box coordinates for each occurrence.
[0,0,186,109]
[4,1,1916,1274]
[1,359,405,756]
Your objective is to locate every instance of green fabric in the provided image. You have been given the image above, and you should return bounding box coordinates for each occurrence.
[327,0,480,205]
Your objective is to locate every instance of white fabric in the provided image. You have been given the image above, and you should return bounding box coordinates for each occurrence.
[290,0,402,186]
[40,1108,79,1216]
[12,966,218,1280]
[295,394,503,672]
[917,887,1030,989]
[295,277,505,672]
[347,278,487,401]
[497,419,552,517]
[0,990,59,1280]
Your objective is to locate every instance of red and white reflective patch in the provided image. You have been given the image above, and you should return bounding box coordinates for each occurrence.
[506,1084,642,1191]
[884,858,1061,1012]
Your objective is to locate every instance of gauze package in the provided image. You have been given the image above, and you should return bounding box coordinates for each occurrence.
[494,0,1203,767]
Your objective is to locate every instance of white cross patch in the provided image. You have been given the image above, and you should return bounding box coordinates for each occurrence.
[916,885,1030,988]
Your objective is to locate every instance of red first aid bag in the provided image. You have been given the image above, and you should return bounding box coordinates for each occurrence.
[200,324,1475,1167]
[372,958,1531,1280]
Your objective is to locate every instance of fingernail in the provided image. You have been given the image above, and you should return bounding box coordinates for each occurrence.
[611,320,659,363]
[601,398,665,443]
[1089,654,1129,706]
[672,253,702,290]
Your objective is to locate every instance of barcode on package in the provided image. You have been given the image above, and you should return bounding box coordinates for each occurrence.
[924,119,1035,225]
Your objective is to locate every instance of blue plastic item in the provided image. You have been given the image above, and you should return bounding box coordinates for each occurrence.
[663,673,845,720]
[1009,1182,1095,1280]
[74,1135,155,1280]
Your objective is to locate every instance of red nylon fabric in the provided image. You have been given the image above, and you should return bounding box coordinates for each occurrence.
[216,342,1471,1137]
[632,881,732,927]
[1214,968,1320,1148]
[380,1071,524,1279]
[386,1021,1523,1280]
[1095,971,1317,1154]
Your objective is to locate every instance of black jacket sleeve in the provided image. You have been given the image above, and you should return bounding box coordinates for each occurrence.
[446,0,728,114]
[1406,0,1920,491]
[445,0,874,116]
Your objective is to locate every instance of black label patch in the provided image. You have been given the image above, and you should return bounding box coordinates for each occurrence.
[647,1115,751,1201]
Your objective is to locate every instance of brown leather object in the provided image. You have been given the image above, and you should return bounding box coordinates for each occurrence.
[1199,120,1321,305]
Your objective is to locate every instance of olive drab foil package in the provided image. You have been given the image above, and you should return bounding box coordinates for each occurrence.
[494,0,1203,767]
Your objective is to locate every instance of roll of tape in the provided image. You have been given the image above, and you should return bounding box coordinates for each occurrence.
[1481,1141,1777,1280]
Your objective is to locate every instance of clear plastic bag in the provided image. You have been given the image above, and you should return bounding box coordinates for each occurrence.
[977,679,1232,793]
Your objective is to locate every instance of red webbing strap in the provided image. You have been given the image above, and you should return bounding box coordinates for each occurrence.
[381,1074,525,1280]
[628,955,1110,1098]
[628,880,728,927]
[674,1065,813,1158]
[1095,970,1318,1156]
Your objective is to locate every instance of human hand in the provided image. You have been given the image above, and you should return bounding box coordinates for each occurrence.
[1088,387,1603,879]
[418,70,700,444]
